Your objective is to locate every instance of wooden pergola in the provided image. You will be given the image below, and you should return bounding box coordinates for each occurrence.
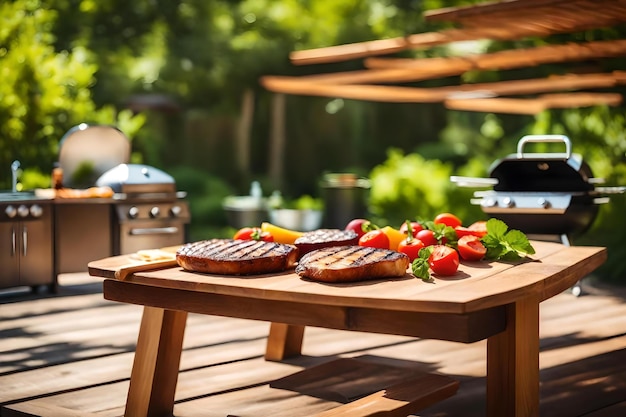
[262,0,626,113]
[257,0,626,185]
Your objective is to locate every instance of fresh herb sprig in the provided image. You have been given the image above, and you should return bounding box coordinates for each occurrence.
[480,218,535,261]
[420,220,458,246]
[411,246,435,282]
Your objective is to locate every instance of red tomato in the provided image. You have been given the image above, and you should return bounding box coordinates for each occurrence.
[359,230,390,249]
[434,212,463,228]
[455,222,488,239]
[416,229,438,247]
[398,237,425,261]
[454,226,475,239]
[457,235,487,261]
[468,220,488,238]
[428,245,459,276]
[345,218,371,239]
[399,221,423,237]
[233,227,274,242]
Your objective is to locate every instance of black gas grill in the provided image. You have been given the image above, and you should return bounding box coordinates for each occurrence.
[452,135,624,242]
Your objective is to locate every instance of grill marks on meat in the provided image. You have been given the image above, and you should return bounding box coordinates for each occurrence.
[294,229,359,258]
[296,245,410,283]
[176,239,298,275]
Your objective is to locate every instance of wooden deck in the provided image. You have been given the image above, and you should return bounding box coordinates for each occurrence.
[1,273,626,416]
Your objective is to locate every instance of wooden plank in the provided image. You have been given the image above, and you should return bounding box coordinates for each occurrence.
[363,39,626,75]
[445,93,623,114]
[445,97,546,114]
[261,72,626,104]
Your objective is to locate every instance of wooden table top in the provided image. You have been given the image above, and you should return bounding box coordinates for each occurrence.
[88,240,606,315]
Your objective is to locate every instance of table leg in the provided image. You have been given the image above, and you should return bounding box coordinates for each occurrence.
[125,306,188,417]
[486,296,540,417]
[264,322,305,361]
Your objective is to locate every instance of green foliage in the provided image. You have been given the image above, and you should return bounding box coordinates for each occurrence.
[481,218,535,261]
[0,1,144,190]
[167,166,234,241]
[368,148,481,226]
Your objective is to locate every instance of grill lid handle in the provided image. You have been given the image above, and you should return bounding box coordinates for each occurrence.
[517,135,572,159]
[450,176,498,188]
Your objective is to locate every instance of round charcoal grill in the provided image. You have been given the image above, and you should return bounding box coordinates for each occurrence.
[452,135,625,239]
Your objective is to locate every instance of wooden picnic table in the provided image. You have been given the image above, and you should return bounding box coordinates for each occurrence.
[88,240,606,417]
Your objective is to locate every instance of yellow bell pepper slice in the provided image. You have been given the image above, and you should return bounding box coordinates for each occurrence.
[381,226,406,251]
[261,222,305,245]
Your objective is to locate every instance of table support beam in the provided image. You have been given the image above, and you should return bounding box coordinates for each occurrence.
[125,306,188,417]
[265,322,305,361]
[487,296,540,417]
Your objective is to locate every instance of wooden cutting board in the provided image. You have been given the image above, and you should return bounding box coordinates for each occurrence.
[116,246,181,280]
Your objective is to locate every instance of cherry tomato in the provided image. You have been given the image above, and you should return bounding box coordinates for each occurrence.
[345,218,371,239]
[457,235,487,261]
[434,212,463,228]
[359,230,390,249]
[416,229,438,247]
[455,222,488,239]
[398,237,425,261]
[399,221,423,237]
[233,227,274,242]
[468,220,488,238]
[428,245,459,276]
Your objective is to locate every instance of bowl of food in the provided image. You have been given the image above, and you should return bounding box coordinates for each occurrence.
[269,208,323,231]
[268,194,323,231]
[223,196,269,229]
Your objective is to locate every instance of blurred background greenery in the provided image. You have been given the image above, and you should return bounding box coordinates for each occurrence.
[1,0,625,282]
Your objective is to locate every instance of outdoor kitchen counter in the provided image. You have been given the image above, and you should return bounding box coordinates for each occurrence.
[88,240,607,417]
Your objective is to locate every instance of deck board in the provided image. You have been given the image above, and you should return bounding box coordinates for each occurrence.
[2,273,626,416]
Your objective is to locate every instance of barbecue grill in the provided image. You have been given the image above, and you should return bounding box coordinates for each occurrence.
[54,125,190,274]
[96,163,190,255]
[452,135,624,242]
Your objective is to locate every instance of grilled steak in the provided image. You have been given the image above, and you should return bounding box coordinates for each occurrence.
[296,245,410,283]
[294,229,359,258]
[177,239,298,275]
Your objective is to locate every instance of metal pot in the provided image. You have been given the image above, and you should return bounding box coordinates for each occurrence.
[320,173,370,229]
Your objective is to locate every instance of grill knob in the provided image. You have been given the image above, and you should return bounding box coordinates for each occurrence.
[5,205,17,218]
[170,205,182,217]
[538,198,551,209]
[17,205,30,218]
[29,204,43,218]
[150,206,160,218]
[502,197,515,208]
[128,206,140,219]
[481,198,498,208]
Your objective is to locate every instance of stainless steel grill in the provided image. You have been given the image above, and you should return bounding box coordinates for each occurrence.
[96,163,190,255]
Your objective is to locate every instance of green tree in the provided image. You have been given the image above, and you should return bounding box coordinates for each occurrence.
[0,0,144,190]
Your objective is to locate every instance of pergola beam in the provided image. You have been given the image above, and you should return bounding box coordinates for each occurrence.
[260,72,626,106]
